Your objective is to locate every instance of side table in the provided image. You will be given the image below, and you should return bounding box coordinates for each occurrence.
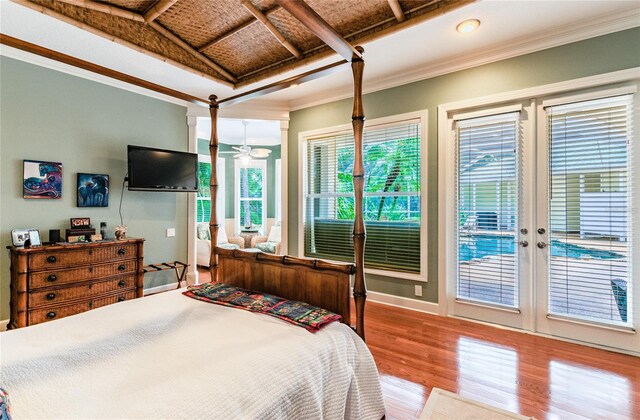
[239,229,260,248]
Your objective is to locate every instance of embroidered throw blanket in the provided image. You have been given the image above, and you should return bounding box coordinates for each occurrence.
[183,283,342,332]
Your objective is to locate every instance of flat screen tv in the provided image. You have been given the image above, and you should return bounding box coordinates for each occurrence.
[127,145,198,192]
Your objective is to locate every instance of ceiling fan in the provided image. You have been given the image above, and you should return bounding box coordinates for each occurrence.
[221,121,272,160]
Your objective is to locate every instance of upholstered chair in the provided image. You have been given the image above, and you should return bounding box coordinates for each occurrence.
[251,222,282,254]
[197,223,244,266]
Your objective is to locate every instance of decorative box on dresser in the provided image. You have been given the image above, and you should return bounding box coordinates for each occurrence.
[8,238,144,329]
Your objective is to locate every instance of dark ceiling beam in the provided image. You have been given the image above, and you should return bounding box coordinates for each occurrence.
[387,0,405,22]
[197,5,281,52]
[11,0,237,84]
[275,0,362,62]
[241,0,301,59]
[0,34,209,106]
[143,0,179,23]
[219,59,348,107]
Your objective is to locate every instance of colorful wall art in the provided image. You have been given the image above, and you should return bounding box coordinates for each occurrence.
[77,173,109,207]
[23,160,63,199]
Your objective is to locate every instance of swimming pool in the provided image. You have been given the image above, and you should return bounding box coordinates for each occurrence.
[458,234,624,262]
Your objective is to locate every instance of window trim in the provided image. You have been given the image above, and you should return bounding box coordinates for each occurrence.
[197,154,224,223]
[234,159,267,235]
[298,110,428,282]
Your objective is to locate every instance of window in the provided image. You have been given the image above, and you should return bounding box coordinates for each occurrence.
[235,159,266,233]
[303,115,424,274]
[197,155,224,224]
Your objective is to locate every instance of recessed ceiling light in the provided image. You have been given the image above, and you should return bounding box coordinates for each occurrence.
[456,19,480,33]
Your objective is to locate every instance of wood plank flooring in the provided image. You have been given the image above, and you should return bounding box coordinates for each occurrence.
[196,268,639,419]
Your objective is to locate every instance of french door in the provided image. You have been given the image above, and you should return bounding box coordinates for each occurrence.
[447,90,639,353]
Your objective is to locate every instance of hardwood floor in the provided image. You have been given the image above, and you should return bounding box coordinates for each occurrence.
[196,268,639,419]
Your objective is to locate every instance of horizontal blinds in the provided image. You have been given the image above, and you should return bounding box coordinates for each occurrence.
[455,112,520,307]
[304,120,421,273]
[546,94,632,325]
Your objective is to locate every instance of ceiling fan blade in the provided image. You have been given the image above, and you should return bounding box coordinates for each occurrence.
[250,152,269,158]
[233,153,245,158]
[232,146,244,152]
[251,148,272,155]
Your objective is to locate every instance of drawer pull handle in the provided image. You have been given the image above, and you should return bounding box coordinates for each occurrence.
[47,274,57,282]
[118,280,126,287]
[118,296,126,302]
[46,311,56,319]
[118,264,126,271]
[46,293,56,301]
[118,248,126,256]
[46,256,57,263]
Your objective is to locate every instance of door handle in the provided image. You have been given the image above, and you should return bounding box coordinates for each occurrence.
[537,227,546,235]
[537,241,548,249]
[519,240,529,248]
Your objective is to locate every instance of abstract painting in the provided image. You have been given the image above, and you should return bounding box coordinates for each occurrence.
[77,173,109,207]
[23,160,63,199]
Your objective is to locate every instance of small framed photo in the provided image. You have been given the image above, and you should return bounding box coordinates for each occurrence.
[77,173,109,207]
[28,229,42,247]
[11,229,30,247]
[70,217,91,228]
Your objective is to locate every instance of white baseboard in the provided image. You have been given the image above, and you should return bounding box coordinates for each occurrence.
[367,291,439,315]
[0,319,8,332]
[144,282,180,295]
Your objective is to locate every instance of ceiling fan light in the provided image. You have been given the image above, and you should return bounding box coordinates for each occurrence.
[239,154,251,164]
[456,19,480,33]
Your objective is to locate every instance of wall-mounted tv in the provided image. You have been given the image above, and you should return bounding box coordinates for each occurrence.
[127,145,198,192]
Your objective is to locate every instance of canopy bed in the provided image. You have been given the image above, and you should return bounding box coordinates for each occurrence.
[1,0,384,416]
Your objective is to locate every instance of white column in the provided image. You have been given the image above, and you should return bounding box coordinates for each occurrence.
[186,114,198,285]
[280,119,289,255]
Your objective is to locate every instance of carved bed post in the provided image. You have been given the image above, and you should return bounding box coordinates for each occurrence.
[351,46,367,341]
[209,94,220,283]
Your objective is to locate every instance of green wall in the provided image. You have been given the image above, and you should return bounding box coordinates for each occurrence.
[288,28,640,304]
[0,57,190,320]
[198,139,281,221]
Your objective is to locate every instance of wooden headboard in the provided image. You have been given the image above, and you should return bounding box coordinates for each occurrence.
[217,248,354,325]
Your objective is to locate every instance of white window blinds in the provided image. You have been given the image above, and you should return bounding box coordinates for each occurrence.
[304,120,421,273]
[455,112,521,307]
[546,94,633,325]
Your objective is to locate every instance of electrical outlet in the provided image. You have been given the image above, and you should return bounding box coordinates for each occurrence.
[166,228,175,237]
[414,285,423,297]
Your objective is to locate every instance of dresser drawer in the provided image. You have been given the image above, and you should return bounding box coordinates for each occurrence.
[29,260,137,289]
[29,275,136,308]
[28,290,136,325]
[29,243,137,270]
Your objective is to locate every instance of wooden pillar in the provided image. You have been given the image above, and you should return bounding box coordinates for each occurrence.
[209,95,220,283]
[351,46,367,341]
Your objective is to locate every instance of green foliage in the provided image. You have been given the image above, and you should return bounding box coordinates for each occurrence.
[333,136,421,221]
[197,162,211,197]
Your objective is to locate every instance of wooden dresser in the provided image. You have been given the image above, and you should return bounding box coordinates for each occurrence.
[8,238,144,329]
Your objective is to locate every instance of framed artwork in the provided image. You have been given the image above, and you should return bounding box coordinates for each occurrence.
[23,160,63,199]
[77,173,109,207]
[70,217,91,228]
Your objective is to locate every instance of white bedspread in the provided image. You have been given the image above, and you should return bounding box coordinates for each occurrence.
[0,289,385,419]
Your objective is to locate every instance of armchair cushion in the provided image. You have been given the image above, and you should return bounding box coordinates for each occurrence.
[255,242,278,254]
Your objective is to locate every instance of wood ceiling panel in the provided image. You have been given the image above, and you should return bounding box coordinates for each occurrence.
[157,0,252,49]
[29,0,228,81]
[101,0,151,13]
[205,24,293,79]
[306,0,395,39]
[267,8,324,53]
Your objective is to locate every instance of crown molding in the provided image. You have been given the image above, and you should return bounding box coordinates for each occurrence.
[0,43,195,108]
[289,8,640,111]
